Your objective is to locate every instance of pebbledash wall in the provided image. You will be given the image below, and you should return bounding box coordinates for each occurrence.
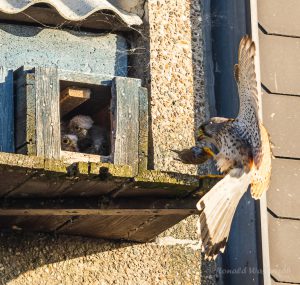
[0,1,216,284]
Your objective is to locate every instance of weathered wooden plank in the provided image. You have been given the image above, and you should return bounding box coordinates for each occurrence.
[111,77,141,174]
[0,152,206,199]
[14,68,36,154]
[262,91,300,158]
[60,162,131,197]
[259,31,300,96]
[35,67,60,159]
[268,214,300,283]
[60,87,91,117]
[114,170,200,198]
[0,216,71,232]
[267,158,300,219]
[0,154,131,198]
[6,171,75,198]
[60,150,107,164]
[0,152,44,169]
[6,158,77,198]
[0,153,44,197]
[57,215,154,240]
[258,0,300,37]
[0,197,199,216]
[0,67,14,152]
[57,214,190,242]
[58,71,114,86]
[138,87,149,172]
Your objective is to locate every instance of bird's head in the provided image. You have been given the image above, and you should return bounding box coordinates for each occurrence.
[61,134,79,152]
[197,117,231,141]
[69,115,94,139]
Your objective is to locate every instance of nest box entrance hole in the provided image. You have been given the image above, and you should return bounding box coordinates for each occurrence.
[59,80,112,160]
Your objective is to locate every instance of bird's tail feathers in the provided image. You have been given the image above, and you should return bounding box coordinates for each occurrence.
[197,171,251,260]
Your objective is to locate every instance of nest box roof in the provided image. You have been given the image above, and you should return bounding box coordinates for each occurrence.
[0,0,142,27]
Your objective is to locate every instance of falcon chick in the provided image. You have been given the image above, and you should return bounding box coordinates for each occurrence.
[85,125,109,155]
[68,115,109,155]
[68,115,94,140]
[61,134,79,152]
[176,36,272,260]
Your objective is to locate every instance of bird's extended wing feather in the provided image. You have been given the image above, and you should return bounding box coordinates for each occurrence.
[251,124,272,199]
[197,171,251,259]
[234,35,262,166]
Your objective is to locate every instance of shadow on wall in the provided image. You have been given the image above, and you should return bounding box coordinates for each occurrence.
[189,0,217,177]
[0,231,135,284]
[188,1,218,284]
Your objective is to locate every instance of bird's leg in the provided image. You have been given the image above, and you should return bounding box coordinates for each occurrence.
[215,153,234,174]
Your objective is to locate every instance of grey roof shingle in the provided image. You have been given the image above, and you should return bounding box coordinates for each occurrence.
[0,0,142,26]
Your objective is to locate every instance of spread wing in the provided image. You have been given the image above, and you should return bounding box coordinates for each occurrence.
[234,35,262,166]
[197,171,252,260]
[251,124,272,199]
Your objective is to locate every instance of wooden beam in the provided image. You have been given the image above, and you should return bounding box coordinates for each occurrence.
[14,67,36,154]
[111,77,141,174]
[35,67,60,159]
[0,67,14,152]
[60,87,91,116]
[138,87,149,171]
[0,197,200,216]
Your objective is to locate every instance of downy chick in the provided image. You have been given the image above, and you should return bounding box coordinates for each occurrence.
[68,115,109,155]
[61,134,79,152]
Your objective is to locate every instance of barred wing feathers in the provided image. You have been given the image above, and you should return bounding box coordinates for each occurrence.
[234,35,262,167]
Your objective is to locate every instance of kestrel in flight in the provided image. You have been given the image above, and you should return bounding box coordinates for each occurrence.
[175,36,272,259]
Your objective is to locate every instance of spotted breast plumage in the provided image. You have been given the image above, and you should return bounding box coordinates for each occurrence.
[175,36,272,259]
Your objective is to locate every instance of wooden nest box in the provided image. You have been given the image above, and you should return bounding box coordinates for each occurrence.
[14,66,146,173]
[0,3,210,241]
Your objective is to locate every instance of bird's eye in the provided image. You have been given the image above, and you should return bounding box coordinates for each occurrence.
[75,126,80,130]
[62,138,69,144]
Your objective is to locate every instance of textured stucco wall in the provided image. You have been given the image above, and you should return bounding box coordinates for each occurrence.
[0,216,201,285]
[148,0,206,174]
[0,0,217,284]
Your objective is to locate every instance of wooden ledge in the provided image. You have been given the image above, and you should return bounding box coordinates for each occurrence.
[0,152,221,242]
[0,152,217,199]
[0,197,199,216]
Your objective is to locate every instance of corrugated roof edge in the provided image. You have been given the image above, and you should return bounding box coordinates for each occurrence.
[0,0,143,26]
